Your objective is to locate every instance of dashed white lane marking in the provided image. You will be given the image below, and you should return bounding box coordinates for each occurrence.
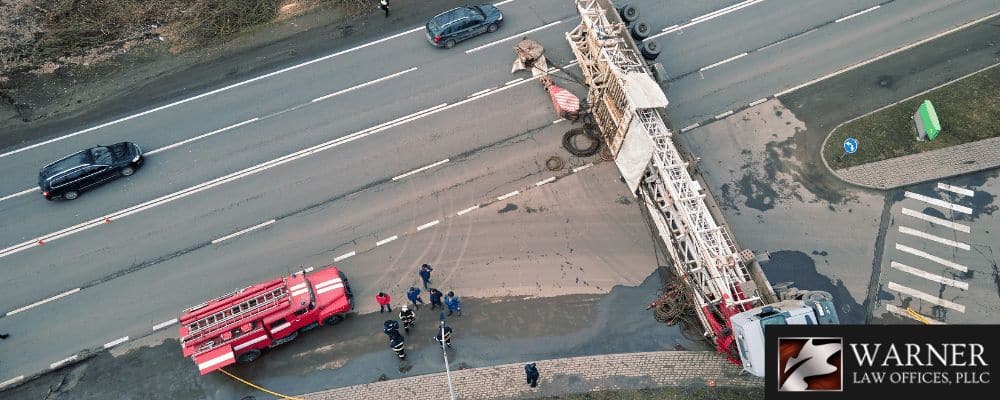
[6,288,81,316]
[497,190,520,201]
[898,226,970,251]
[535,177,556,186]
[392,159,449,181]
[714,110,734,120]
[505,78,524,85]
[0,187,37,202]
[699,52,748,72]
[153,318,179,331]
[0,375,24,388]
[466,20,564,54]
[457,205,480,216]
[572,163,594,173]
[885,304,945,324]
[375,236,398,246]
[468,88,495,98]
[835,5,881,23]
[887,282,965,313]
[904,191,972,214]
[493,0,517,6]
[334,251,356,262]
[660,24,679,32]
[748,98,768,107]
[147,118,260,156]
[103,336,130,349]
[211,219,276,244]
[552,118,565,124]
[312,67,418,103]
[901,208,970,233]
[937,183,974,197]
[417,220,440,231]
[680,123,700,133]
[890,261,969,290]
[895,243,968,273]
[50,355,78,369]
[651,0,766,39]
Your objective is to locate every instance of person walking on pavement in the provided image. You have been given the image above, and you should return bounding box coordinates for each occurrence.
[435,324,453,348]
[445,291,462,316]
[399,304,416,333]
[406,286,425,308]
[428,288,444,310]
[379,0,389,18]
[525,363,540,387]
[419,264,433,289]
[376,292,392,313]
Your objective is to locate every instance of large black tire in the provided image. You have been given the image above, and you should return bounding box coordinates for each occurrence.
[641,40,661,60]
[619,5,639,23]
[562,128,601,157]
[323,314,345,326]
[630,21,651,40]
[236,349,261,364]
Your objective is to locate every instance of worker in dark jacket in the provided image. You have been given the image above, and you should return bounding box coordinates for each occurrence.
[406,287,425,308]
[383,319,400,336]
[428,288,444,310]
[525,363,540,387]
[388,330,406,359]
[376,292,392,313]
[435,324,453,348]
[399,304,416,333]
[419,264,433,289]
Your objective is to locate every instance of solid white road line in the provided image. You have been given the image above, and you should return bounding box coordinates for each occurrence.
[312,67,417,103]
[937,183,974,197]
[680,123,700,133]
[334,251,356,262]
[572,163,593,173]
[890,261,969,290]
[6,288,81,316]
[714,110,734,120]
[748,98,768,107]
[699,52,748,72]
[375,236,398,246]
[50,355,78,369]
[211,219,276,244]
[493,0,517,6]
[392,159,449,181]
[147,118,259,156]
[0,376,24,388]
[457,205,480,216]
[535,177,556,186]
[899,226,970,250]
[901,208,970,233]
[651,0,766,39]
[153,318,179,331]
[887,282,965,313]
[835,5,880,23]
[895,243,968,273]
[0,187,38,202]
[466,20,564,54]
[885,304,945,325]
[103,336,130,349]
[660,24,680,32]
[417,220,440,231]
[505,78,524,85]
[497,191,519,201]
[904,191,972,214]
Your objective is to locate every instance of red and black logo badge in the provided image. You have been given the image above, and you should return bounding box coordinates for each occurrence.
[778,337,843,392]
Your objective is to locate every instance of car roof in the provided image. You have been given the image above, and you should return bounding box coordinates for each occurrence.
[40,150,91,178]
[433,7,474,25]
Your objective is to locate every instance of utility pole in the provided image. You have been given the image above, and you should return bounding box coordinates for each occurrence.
[439,312,457,400]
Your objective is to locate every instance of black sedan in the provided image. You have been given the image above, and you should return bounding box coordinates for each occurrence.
[38,142,144,200]
[426,5,504,49]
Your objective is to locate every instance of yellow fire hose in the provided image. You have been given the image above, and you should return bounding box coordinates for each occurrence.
[219,368,306,400]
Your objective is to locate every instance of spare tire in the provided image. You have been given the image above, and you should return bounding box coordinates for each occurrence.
[630,21,651,40]
[563,128,602,157]
[641,40,661,60]
[619,5,639,23]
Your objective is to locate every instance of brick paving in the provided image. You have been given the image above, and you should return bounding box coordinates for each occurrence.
[834,137,1000,189]
[301,351,761,400]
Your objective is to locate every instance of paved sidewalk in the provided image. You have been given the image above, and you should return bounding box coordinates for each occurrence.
[302,351,761,400]
[832,136,1000,189]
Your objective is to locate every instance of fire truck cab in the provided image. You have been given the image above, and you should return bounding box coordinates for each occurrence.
[179,266,353,374]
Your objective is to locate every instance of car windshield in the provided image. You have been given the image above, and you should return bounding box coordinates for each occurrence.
[89,146,113,165]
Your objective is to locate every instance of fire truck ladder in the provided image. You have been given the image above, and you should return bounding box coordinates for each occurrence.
[182,284,289,346]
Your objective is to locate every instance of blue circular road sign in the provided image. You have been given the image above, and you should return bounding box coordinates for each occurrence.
[843,137,859,154]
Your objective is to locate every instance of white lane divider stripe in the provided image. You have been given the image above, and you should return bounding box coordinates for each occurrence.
[392,159,449,181]
[885,304,945,324]
[0,187,38,202]
[466,20,564,54]
[147,118,259,156]
[898,226,970,250]
[6,288,81,316]
[714,110,734,120]
[699,52,748,72]
[835,5,880,23]
[211,219,276,244]
[535,177,556,186]
[572,163,593,173]
[552,118,566,124]
[887,282,965,313]
[895,243,968,273]
[312,67,417,103]
[937,183,974,197]
[904,191,972,214]
[50,355,78,369]
[457,205,479,216]
[0,375,24,388]
[497,191,519,201]
[417,220,440,231]
[901,208,970,233]
[153,318,179,331]
[651,0,765,39]
[104,336,130,349]
[505,78,524,85]
[376,236,398,246]
[748,98,768,107]
[680,123,700,133]
[890,261,969,290]
[334,251,356,262]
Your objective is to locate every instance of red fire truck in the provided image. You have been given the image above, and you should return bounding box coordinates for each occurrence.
[179,266,354,374]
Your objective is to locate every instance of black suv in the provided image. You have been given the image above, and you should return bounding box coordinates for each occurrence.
[426,5,504,49]
[38,142,144,200]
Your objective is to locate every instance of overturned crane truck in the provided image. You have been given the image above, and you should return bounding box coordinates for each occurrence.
[565,0,839,377]
[179,266,354,374]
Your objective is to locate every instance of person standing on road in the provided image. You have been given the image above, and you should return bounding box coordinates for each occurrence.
[379,0,389,18]
[419,264,433,289]
[445,291,462,317]
[399,304,416,333]
[376,292,392,313]
[406,286,425,308]
[525,363,540,388]
[428,288,444,310]
[383,319,400,336]
[435,324,453,348]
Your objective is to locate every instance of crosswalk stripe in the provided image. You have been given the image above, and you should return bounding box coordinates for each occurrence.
[887,282,965,313]
[895,243,968,273]
[890,261,968,290]
[885,304,945,324]
[901,208,970,233]
[898,226,970,250]
[905,191,972,214]
[937,183,974,197]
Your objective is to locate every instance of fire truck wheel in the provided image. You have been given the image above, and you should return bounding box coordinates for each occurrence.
[641,40,661,61]
[619,5,639,23]
[324,315,345,325]
[236,349,262,364]
[630,21,651,40]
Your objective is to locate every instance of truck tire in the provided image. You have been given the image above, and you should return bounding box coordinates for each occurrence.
[236,349,262,364]
[630,21,651,40]
[640,40,661,60]
[323,314,345,325]
[619,5,639,23]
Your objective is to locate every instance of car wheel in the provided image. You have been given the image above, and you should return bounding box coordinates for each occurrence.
[64,191,78,200]
[120,167,135,177]
[641,40,661,60]
[619,5,639,23]
[236,349,262,364]
[323,315,345,326]
[487,23,498,33]
[445,39,456,49]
